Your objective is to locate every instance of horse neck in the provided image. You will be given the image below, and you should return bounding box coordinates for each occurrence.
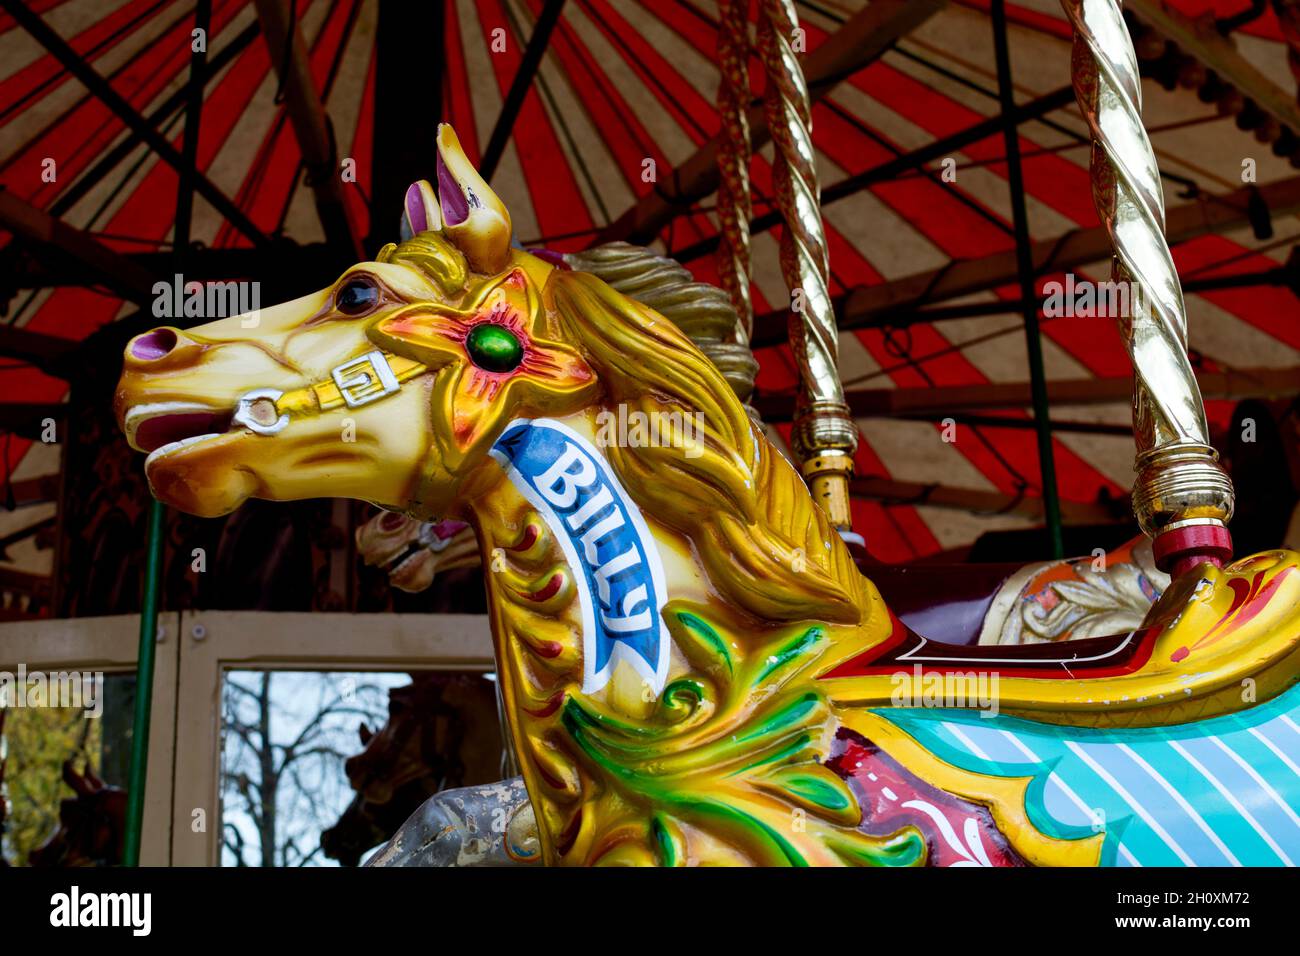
[463,407,880,703]
[462,414,901,864]
[464,410,697,718]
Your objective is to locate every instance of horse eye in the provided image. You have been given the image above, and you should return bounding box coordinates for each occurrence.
[336,278,379,315]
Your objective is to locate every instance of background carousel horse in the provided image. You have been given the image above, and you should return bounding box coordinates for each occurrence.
[320,673,502,867]
[355,512,478,594]
[116,124,1300,867]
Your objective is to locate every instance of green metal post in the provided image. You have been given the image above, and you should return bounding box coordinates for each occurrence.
[992,0,1065,558]
[122,496,164,866]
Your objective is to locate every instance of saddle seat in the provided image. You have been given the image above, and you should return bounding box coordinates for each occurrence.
[830,548,1300,729]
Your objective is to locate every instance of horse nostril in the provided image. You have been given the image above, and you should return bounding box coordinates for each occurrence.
[131,328,178,361]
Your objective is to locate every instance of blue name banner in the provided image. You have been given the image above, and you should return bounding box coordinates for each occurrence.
[489,418,670,695]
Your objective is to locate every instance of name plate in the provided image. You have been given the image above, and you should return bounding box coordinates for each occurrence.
[490,418,669,695]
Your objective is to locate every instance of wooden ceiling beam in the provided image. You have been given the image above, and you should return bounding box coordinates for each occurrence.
[0,190,158,305]
[0,325,77,376]
[754,366,1300,419]
[253,0,364,262]
[746,173,1300,346]
[1127,0,1300,133]
[851,476,1122,524]
[1,0,270,250]
[6,244,337,289]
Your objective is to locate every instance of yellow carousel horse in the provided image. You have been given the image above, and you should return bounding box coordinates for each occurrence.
[117,126,1300,867]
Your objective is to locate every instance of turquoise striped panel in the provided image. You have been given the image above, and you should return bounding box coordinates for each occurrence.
[873,680,1300,866]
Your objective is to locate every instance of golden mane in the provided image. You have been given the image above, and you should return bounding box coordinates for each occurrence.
[545,267,868,627]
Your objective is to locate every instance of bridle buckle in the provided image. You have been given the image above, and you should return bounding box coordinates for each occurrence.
[332,350,400,408]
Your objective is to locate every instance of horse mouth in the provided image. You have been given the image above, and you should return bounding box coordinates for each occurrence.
[386,542,436,591]
[385,541,425,575]
[124,403,238,464]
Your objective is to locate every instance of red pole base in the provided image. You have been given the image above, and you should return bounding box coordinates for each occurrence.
[1153,524,1233,579]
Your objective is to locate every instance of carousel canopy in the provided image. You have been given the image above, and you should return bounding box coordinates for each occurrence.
[2,0,1298,583]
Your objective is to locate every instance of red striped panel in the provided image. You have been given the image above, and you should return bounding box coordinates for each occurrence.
[0,0,247,211]
[0,0,171,123]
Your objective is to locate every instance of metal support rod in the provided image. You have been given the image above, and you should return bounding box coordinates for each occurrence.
[595,0,948,247]
[368,0,443,255]
[715,0,755,340]
[122,497,165,867]
[480,0,567,183]
[47,21,261,221]
[833,264,1297,328]
[173,0,210,259]
[1,0,271,251]
[993,0,1062,557]
[254,0,364,261]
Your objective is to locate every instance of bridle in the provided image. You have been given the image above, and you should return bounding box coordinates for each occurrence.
[232,350,428,435]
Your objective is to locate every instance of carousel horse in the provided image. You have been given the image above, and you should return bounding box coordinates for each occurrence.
[320,673,502,866]
[355,512,478,594]
[116,125,1300,866]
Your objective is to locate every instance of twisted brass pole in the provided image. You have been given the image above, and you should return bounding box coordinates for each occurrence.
[757,0,858,530]
[716,0,754,340]
[1061,0,1234,575]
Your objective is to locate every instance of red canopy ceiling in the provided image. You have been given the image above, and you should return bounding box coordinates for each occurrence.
[2,0,1297,565]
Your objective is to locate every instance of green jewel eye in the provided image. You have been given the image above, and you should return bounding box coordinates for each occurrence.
[465,323,524,373]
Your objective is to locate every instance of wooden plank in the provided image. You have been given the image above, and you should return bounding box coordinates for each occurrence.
[754,366,1300,418]
[851,477,1121,524]
[0,191,158,304]
[0,324,76,374]
[1128,0,1300,133]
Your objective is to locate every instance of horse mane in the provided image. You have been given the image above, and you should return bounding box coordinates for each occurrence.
[545,266,867,627]
[560,242,758,402]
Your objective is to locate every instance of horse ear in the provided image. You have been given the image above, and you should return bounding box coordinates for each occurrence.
[358,722,374,745]
[435,123,512,274]
[399,180,441,241]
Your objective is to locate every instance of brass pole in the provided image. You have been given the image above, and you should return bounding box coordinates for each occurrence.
[716,0,755,342]
[757,0,857,530]
[1060,0,1234,575]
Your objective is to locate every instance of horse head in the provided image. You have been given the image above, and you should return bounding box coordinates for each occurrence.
[320,675,501,866]
[116,124,597,520]
[355,512,477,593]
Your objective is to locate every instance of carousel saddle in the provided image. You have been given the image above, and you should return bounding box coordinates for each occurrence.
[833,549,1300,729]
